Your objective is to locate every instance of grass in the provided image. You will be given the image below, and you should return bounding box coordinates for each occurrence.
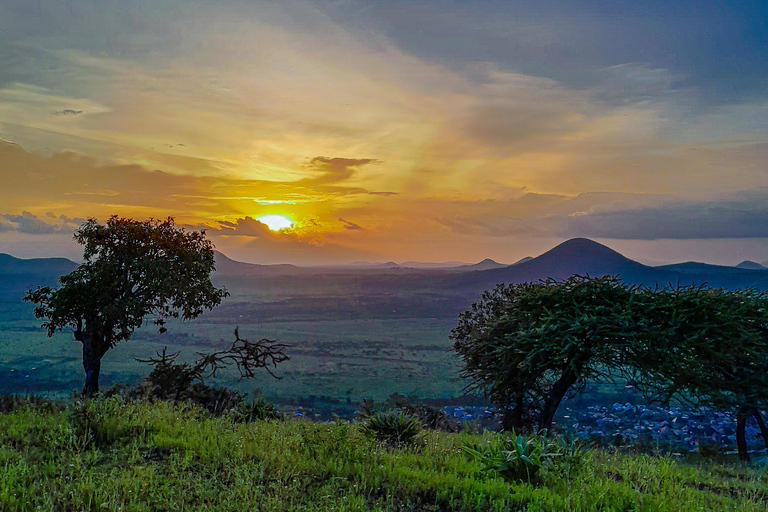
[0,398,766,511]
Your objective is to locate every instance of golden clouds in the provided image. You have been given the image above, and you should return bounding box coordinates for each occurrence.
[2,1,768,265]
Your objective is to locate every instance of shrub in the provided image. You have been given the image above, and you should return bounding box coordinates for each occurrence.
[362,411,422,447]
[231,396,284,422]
[356,393,458,432]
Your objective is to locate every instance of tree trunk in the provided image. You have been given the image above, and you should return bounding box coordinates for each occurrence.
[81,336,106,398]
[736,410,749,461]
[539,367,579,435]
[752,409,768,452]
[502,393,525,432]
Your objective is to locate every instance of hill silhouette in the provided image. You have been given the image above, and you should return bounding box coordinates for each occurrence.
[455,258,507,271]
[213,251,305,276]
[657,262,754,275]
[736,260,767,270]
[5,240,768,315]
[0,253,78,275]
[455,238,681,292]
[0,253,78,297]
[448,238,768,295]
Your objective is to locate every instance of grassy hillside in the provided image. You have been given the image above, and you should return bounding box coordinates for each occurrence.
[0,398,766,511]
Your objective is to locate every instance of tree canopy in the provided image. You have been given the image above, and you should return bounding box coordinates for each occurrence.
[453,275,768,459]
[24,216,229,396]
[452,275,637,433]
[627,285,768,459]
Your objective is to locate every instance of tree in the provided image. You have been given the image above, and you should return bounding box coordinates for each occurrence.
[627,285,768,460]
[24,216,229,397]
[452,275,636,434]
[454,275,768,457]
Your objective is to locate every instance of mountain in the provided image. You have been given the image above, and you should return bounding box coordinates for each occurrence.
[454,258,507,271]
[472,238,676,287]
[344,261,403,269]
[736,260,767,270]
[512,256,534,265]
[452,238,768,294]
[0,253,78,275]
[213,251,304,276]
[0,253,79,298]
[400,261,467,269]
[656,262,752,275]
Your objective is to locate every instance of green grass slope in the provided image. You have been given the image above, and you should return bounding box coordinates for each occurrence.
[1,399,766,511]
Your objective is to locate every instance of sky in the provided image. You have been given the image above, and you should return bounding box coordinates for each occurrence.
[1,0,767,265]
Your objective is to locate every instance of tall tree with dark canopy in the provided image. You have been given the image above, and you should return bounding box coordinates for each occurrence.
[24,216,229,397]
[452,275,636,434]
[628,285,768,461]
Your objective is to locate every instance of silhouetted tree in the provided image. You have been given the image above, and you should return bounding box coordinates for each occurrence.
[24,216,228,397]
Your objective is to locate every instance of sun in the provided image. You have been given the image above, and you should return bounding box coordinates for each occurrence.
[257,214,294,231]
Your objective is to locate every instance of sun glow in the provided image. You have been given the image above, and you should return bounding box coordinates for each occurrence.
[257,214,294,231]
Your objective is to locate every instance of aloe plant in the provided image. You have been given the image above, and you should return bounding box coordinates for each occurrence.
[464,431,560,483]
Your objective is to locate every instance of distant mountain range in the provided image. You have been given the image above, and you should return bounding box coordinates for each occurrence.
[3,238,768,302]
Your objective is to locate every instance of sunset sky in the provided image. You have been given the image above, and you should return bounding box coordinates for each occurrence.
[1,0,767,265]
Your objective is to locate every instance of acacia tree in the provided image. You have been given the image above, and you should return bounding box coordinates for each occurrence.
[628,285,768,460]
[24,216,229,397]
[455,276,768,456]
[452,275,636,433]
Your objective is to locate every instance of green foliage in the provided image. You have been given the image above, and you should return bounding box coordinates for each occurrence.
[454,275,768,459]
[362,411,422,447]
[0,394,61,414]
[23,216,229,396]
[452,275,637,433]
[464,431,561,483]
[357,392,458,432]
[629,285,768,413]
[1,400,765,511]
[230,396,284,422]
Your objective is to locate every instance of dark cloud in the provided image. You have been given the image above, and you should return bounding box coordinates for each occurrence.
[428,191,768,241]
[339,218,362,230]
[302,156,380,185]
[51,109,83,116]
[347,0,768,104]
[213,217,272,238]
[563,198,768,240]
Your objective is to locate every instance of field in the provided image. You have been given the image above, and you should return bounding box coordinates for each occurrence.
[0,269,473,409]
[1,398,766,512]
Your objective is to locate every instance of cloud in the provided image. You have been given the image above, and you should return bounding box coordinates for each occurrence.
[338,218,362,230]
[0,140,392,223]
[0,211,79,235]
[214,216,273,237]
[301,156,380,185]
[562,192,768,240]
[51,109,83,116]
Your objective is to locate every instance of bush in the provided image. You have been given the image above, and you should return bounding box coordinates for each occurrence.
[362,411,422,447]
[356,393,458,432]
[231,396,284,422]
